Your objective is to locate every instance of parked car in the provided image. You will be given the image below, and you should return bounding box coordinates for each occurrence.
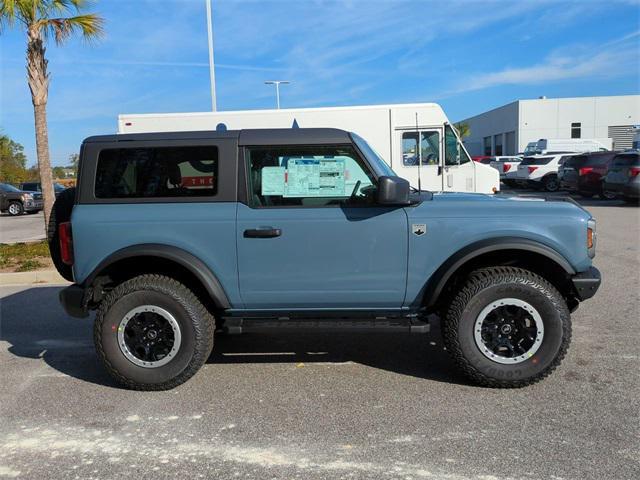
[488,156,522,187]
[603,152,640,203]
[0,182,43,216]
[20,181,67,198]
[516,153,579,191]
[52,128,600,391]
[558,152,617,199]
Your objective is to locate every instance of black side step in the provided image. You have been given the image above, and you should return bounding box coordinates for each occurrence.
[219,318,430,335]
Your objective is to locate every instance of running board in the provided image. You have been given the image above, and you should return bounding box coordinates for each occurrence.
[220,318,430,335]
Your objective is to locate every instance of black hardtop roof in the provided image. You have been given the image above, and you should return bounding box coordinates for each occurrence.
[83,128,353,146]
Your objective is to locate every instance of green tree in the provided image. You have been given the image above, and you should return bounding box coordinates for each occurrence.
[0,134,29,183]
[52,165,65,178]
[454,121,471,139]
[0,0,104,227]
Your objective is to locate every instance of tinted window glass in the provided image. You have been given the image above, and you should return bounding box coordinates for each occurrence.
[95,146,218,199]
[520,156,554,166]
[611,153,640,167]
[1,183,21,193]
[445,125,470,165]
[247,145,376,208]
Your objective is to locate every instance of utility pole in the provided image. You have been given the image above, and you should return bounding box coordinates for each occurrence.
[206,0,217,111]
[264,80,290,109]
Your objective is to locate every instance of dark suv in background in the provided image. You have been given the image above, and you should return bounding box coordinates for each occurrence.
[559,151,617,199]
[0,183,43,216]
[21,182,67,198]
[603,152,640,203]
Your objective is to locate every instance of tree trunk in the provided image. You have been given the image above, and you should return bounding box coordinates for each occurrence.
[33,103,55,225]
[26,27,55,229]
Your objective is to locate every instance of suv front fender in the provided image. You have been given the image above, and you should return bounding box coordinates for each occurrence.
[421,237,576,309]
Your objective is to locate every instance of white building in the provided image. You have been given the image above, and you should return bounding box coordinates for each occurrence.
[460,95,640,156]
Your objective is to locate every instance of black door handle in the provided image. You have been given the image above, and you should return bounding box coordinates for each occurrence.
[244,228,282,238]
[437,166,443,176]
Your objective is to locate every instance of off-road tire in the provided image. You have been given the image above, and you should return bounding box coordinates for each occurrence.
[543,175,559,192]
[47,187,75,281]
[94,274,215,390]
[7,201,24,216]
[442,266,571,388]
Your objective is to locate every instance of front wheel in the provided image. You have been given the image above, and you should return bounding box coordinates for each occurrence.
[94,274,215,390]
[7,201,24,216]
[442,267,571,388]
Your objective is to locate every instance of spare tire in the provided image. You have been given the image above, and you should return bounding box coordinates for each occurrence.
[47,187,76,282]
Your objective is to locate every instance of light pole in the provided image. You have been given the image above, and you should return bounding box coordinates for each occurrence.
[205,0,217,111]
[264,80,290,109]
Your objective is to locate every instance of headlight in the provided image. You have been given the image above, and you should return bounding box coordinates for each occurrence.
[21,193,33,201]
[587,219,596,258]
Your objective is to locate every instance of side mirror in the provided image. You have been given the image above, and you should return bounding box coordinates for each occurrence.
[377,176,411,205]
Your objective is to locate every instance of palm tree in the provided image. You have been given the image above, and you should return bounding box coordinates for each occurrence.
[453,121,471,139]
[0,0,103,225]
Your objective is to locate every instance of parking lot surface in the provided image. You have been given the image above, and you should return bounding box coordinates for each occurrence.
[0,211,45,244]
[0,197,638,479]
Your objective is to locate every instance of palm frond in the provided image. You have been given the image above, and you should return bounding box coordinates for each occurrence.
[38,12,104,44]
[0,0,36,28]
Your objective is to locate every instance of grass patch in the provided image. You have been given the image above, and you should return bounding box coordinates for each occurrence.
[0,241,50,271]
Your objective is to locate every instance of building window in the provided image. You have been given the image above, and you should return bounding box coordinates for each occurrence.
[571,122,581,139]
[483,137,492,156]
[505,131,516,155]
[494,134,503,156]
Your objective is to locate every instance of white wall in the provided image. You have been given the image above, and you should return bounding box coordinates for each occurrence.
[461,102,519,155]
[518,95,640,151]
[460,95,640,154]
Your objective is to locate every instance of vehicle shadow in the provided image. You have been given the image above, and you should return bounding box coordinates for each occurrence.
[1,286,467,389]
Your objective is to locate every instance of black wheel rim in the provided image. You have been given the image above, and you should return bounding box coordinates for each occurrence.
[474,298,544,364]
[118,306,181,368]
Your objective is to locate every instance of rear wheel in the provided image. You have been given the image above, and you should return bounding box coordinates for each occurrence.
[94,274,215,390]
[442,267,571,388]
[47,187,75,281]
[599,185,617,200]
[543,175,559,192]
[7,201,23,216]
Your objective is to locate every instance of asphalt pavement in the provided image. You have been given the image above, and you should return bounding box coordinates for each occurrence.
[0,211,46,244]
[0,197,638,479]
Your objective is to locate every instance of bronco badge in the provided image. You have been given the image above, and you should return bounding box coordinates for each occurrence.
[412,224,426,236]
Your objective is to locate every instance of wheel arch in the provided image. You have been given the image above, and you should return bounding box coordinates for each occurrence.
[83,244,231,310]
[422,237,577,311]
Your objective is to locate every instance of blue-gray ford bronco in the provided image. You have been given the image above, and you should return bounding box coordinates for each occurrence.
[50,128,601,390]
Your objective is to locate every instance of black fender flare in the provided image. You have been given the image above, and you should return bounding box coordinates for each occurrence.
[83,243,231,309]
[422,237,575,308]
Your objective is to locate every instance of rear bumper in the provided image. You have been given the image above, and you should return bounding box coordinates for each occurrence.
[571,266,601,301]
[59,284,89,318]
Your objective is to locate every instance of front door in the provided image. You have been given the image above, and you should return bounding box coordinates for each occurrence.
[442,124,475,192]
[237,143,408,310]
[394,129,443,191]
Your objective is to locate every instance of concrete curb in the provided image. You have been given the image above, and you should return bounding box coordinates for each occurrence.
[0,269,69,285]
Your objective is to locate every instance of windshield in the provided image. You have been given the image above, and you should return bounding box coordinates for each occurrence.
[351,133,396,177]
[0,183,22,193]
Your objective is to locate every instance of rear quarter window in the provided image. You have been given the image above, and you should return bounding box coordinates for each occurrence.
[95,146,218,199]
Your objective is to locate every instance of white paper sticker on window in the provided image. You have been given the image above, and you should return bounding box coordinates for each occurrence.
[261,166,286,195]
[284,158,346,197]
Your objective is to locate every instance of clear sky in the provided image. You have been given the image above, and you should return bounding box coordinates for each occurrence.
[1,0,639,166]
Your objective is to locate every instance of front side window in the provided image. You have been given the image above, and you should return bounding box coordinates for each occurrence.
[246,145,376,208]
[95,146,218,199]
[402,131,439,166]
[445,125,471,166]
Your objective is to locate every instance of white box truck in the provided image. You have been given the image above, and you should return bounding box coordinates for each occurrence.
[118,103,499,194]
[523,138,613,155]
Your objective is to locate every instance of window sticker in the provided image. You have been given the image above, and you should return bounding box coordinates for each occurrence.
[284,158,346,197]
[261,166,286,195]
